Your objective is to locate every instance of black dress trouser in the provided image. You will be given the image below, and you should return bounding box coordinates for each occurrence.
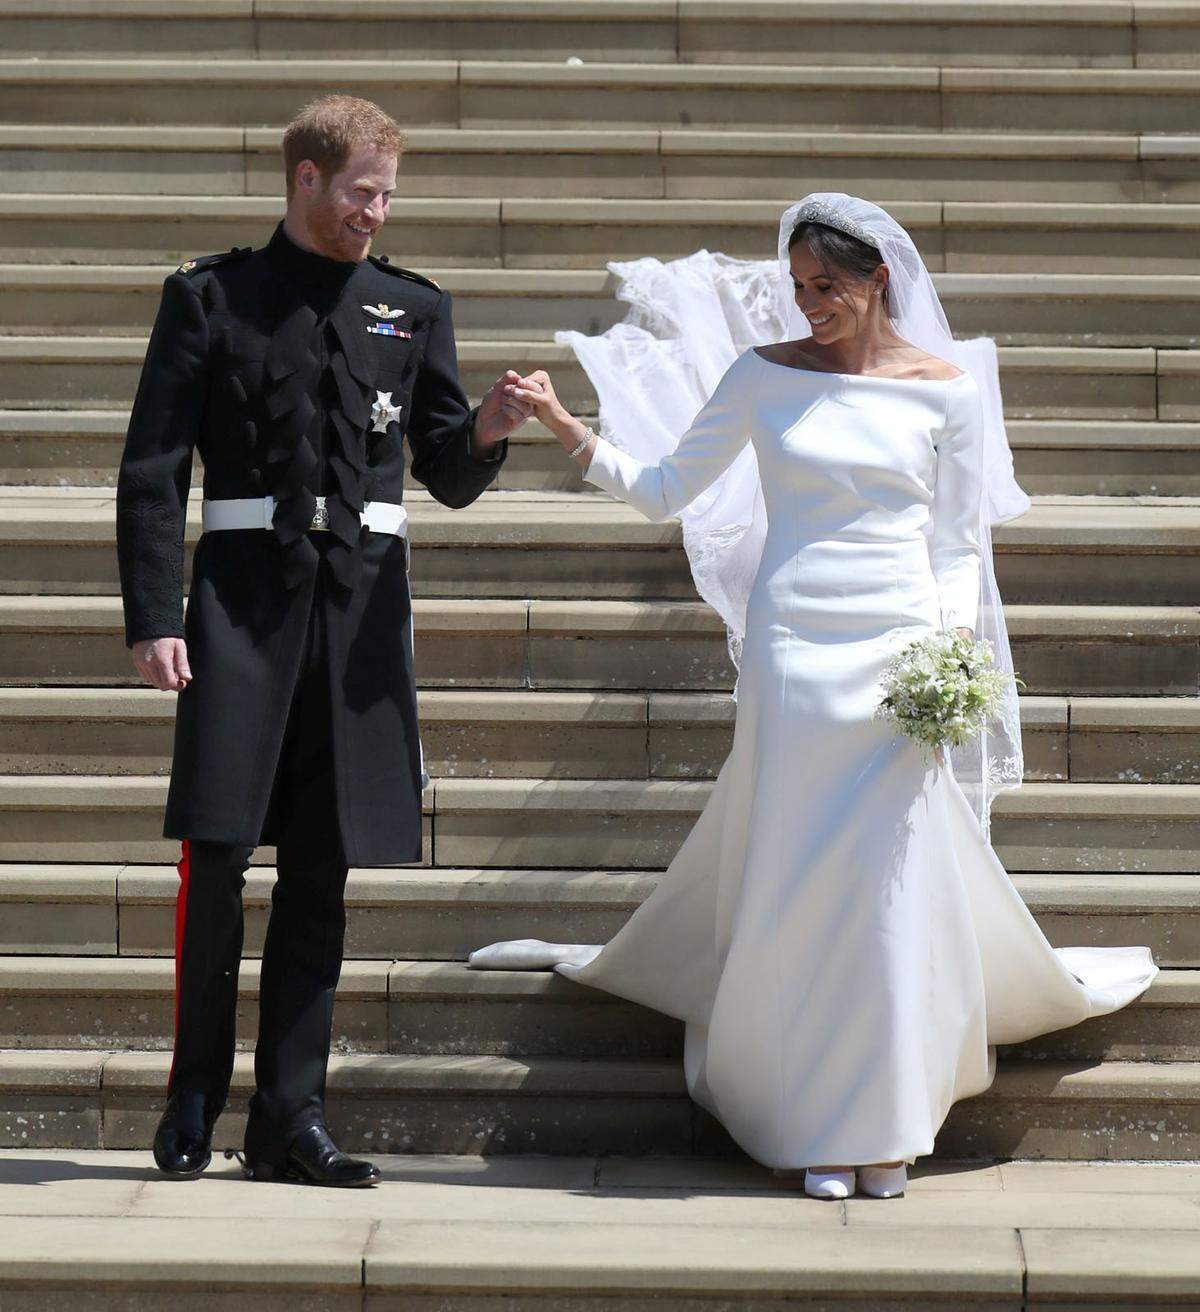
[167,579,350,1146]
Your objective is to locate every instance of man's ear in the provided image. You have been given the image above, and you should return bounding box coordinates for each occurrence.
[295,160,319,197]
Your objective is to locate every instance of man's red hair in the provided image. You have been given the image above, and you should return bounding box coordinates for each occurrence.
[282,94,407,199]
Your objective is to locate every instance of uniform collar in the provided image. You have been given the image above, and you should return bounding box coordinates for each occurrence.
[266,222,361,302]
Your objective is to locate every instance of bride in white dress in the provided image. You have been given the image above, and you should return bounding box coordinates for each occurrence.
[469,196,1157,1200]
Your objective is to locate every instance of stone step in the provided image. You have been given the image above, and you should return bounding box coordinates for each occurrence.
[0,775,1194,869]
[0,193,506,270]
[0,953,1191,1064]
[1005,420,1200,497]
[0,1,681,63]
[5,1157,1200,1312]
[7,263,1200,347]
[0,775,431,866]
[6,132,1200,207]
[3,198,1200,276]
[0,595,1194,697]
[1,489,1196,605]
[4,0,1191,68]
[0,595,538,689]
[0,688,1196,784]
[3,410,1197,497]
[184,128,1200,210]
[407,955,1190,1065]
[1,1046,1197,1159]
[434,778,1200,874]
[0,336,1189,420]
[1046,696,1200,783]
[3,60,1200,134]
[6,864,1197,967]
[0,407,607,493]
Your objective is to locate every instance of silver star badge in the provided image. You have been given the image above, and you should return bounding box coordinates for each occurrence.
[362,303,405,320]
[371,391,403,433]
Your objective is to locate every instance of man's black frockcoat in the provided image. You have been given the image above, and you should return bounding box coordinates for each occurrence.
[117,224,504,866]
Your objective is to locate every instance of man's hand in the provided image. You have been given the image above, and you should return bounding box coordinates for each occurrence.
[472,369,535,454]
[133,637,192,692]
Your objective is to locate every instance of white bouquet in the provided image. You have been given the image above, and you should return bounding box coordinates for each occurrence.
[875,629,1021,759]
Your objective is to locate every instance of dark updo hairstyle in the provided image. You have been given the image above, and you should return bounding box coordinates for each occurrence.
[787,220,890,322]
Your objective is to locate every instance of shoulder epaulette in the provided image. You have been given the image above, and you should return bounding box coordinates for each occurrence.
[368,254,441,291]
[176,246,254,276]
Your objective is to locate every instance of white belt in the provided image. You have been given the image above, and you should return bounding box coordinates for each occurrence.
[202,495,408,537]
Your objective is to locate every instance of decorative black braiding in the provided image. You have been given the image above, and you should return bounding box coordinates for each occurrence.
[262,302,321,588]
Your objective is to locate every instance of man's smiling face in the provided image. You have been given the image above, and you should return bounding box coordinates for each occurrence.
[294,145,397,263]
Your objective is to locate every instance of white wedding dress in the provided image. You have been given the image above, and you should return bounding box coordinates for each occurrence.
[472,347,1157,1168]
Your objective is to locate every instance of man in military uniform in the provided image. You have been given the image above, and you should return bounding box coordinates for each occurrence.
[117,95,531,1186]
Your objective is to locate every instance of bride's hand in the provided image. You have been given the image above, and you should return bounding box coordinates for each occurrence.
[506,371,595,460]
[506,369,560,413]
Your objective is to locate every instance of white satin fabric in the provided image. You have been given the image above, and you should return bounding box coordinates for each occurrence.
[473,348,1157,1168]
[560,198,1029,836]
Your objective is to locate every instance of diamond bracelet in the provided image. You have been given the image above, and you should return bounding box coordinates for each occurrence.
[568,427,596,460]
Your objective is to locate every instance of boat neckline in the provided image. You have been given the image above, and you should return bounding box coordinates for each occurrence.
[749,346,969,384]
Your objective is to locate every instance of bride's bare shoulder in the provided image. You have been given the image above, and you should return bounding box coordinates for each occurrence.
[909,354,967,382]
[751,341,828,371]
[890,348,967,382]
[752,341,968,382]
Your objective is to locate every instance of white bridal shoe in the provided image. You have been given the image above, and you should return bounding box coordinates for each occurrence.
[857,1164,907,1198]
[803,1169,856,1200]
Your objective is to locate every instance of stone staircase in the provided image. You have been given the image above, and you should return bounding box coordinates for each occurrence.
[1,0,1199,1216]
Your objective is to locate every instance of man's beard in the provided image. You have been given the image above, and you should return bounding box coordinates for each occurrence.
[309,190,371,262]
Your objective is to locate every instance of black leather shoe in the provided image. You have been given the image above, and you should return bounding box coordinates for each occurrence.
[152,1090,218,1178]
[243,1123,380,1188]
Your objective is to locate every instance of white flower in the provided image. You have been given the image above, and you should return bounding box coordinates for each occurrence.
[875,628,1017,760]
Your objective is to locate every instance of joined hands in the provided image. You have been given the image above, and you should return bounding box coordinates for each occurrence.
[503,370,597,466]
[472,368,541,453]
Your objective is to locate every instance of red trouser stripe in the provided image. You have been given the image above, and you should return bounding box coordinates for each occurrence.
[166,838,191,1091]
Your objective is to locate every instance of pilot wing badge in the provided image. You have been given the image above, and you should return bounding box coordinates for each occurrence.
[364,302,412,338]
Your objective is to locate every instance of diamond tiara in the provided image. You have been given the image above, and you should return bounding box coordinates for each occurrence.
[789,201,880,252]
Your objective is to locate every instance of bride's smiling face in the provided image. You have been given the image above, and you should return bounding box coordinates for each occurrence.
[788,244,887,345]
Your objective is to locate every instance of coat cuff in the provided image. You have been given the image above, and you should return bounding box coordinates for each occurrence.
[464,406,507,467]
[125,621,185,650]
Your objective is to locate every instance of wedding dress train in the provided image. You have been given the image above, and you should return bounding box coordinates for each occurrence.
[470,348,1157,1168]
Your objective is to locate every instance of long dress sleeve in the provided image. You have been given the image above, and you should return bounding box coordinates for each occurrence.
[407,289,505,509]
[929,377,986,632]
[116,271,208,648]
[583,352,751,523]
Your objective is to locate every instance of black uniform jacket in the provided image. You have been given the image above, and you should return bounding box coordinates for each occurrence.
[116,223,505,865]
